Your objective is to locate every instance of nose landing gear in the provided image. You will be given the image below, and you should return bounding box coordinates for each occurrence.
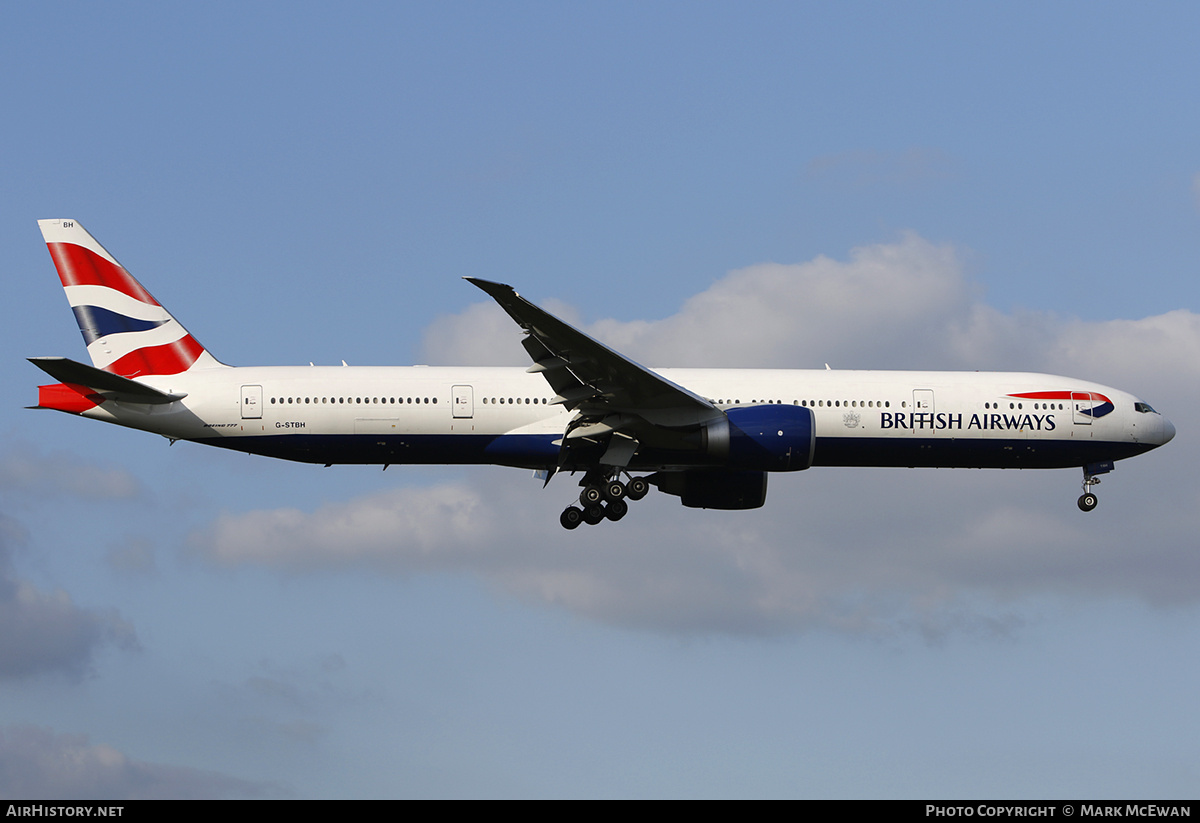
[1077,462,1113,512]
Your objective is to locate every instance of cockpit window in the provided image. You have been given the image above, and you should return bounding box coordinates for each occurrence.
[1134,402,1158,414]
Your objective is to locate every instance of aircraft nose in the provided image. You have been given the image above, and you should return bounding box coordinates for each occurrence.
[1161,416,1176,445]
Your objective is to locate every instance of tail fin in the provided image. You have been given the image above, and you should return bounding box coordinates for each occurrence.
[38,219,224,377]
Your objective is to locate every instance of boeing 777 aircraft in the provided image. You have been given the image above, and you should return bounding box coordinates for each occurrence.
[29,219,1175,529]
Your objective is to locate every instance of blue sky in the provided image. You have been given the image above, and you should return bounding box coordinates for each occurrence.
[2,2,1198,798]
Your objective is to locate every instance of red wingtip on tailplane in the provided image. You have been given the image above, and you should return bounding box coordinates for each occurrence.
[35,382,103,414]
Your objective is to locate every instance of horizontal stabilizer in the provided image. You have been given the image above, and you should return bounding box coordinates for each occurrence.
[28,357,186,405]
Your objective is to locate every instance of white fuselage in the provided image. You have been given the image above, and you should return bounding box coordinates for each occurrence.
[73,365,1173,472]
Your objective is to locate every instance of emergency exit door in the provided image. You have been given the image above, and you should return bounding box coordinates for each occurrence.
[241,385,263,419]
[452,385,473,418]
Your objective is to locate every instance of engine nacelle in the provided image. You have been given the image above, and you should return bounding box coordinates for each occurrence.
[702,405,815,472]
[649,469,768,510]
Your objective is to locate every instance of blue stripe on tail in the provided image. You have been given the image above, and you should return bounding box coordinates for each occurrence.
[71,305,167,345]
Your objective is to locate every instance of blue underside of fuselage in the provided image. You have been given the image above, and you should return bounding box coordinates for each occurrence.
[813,436,1152,468]
[192,432,1156,471]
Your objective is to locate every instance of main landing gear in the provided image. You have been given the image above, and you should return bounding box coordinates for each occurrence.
[560,471,650,529]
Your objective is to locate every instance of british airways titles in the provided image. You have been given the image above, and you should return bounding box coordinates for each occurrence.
[880,411,1057,431]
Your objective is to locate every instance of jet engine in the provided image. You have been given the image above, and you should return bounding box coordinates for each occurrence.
[700,404,815,472]
[648,469,769,509]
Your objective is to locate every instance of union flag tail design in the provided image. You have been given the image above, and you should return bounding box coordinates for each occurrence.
[38,219,224,377]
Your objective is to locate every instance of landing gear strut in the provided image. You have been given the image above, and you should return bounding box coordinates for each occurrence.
[1078,469,1101,512]
[560,469,647,529]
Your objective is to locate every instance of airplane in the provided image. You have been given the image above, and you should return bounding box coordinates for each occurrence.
[29,219,1175,529]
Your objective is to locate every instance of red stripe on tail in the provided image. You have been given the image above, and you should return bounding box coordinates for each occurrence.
[104,335,205,378]
[46,242,161,305]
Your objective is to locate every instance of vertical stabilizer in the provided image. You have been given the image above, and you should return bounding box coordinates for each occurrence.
[38,219,224,377]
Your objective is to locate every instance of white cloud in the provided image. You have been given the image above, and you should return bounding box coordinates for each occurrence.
[188,465,1200,637]
[195,234,1199,636]
[0,725,284,799]
[420,301,529,367]
[425,232,1198,404]
[0,523,138,681]
[193,484,492,572]
[594,233,970,369]
[423,233,973,370]
[0,444,141,500]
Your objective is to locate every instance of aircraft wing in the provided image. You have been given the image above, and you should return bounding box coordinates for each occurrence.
[465,278,720,429]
